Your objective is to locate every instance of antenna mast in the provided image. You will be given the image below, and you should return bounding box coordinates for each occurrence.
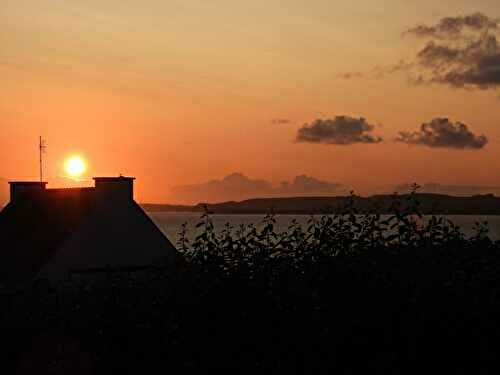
[39,136,46,185]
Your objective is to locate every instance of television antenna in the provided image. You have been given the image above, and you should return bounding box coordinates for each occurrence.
[39,136,46,185]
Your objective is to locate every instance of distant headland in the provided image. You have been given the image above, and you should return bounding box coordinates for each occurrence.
[142,193,500,215]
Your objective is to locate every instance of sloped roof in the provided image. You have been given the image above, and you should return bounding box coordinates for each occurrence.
[0,188,98,283]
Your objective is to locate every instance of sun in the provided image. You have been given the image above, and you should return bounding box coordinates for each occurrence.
[64,156,87,178]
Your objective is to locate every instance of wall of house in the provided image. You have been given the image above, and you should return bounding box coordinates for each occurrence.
[38,200,178,276]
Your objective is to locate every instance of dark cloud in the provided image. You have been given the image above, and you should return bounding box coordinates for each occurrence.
[404,13,500,89]
[344,13,500,90]
[396,118,488,149]
[271,118,292,125]
[373,60,413,78]
[394,182,500,196]
[171,173,347,204]
[416,42,460,67]
[405,13,498,39]
[296,116,382,145]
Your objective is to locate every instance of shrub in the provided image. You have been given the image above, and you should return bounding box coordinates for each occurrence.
[178,188,493,278]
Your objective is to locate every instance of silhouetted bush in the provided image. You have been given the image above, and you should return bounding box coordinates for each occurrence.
[179,188,489,276]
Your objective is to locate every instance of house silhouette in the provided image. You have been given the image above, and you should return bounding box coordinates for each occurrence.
[0,177,178,283]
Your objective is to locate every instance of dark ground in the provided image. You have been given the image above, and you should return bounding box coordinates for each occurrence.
[2,242,500,374]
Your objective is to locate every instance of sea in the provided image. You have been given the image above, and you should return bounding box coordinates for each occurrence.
[147,212,500,244]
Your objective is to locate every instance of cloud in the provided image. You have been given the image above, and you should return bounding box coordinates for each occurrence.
[271,118,292,125]
[339,61,412,80]
[405,12,498,39]
[279,175,346,196]
[394,182,500,196]
[404,12,500,90]
[342,13,500,91]
[173,173,273,203]
[296,116,382,145]
[171,173,347,204]
[396,118,488,149]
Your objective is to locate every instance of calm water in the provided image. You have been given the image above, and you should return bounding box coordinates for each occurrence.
[147,212,500,244]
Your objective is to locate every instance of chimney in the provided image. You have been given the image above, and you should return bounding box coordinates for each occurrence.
[9,182,47,203]
[93,176,135,201]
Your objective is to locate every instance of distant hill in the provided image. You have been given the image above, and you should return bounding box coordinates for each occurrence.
[142,193,500,215]
[143,203,199,212]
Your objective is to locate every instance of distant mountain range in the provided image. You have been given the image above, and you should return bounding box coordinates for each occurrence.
[170,173,348,204]
[142,193,500,215]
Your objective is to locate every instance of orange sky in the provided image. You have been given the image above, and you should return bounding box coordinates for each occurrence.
[1,1,500,203]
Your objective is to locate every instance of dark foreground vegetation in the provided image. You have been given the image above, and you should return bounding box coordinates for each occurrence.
[2,190,500,374]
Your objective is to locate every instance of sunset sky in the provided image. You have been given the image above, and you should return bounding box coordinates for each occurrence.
[2,1,500,203]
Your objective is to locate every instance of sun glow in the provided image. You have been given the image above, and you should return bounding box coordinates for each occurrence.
[64,156,87,178]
